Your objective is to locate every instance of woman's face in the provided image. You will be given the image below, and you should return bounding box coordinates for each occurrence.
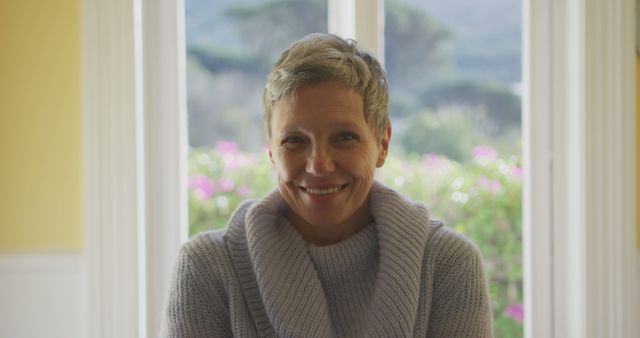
[268,82,390,244]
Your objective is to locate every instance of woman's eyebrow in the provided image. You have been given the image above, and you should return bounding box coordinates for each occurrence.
[280,120,362,133]
[330,121,362,130]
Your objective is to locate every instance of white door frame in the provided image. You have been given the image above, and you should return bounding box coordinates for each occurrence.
[83,0,638,337]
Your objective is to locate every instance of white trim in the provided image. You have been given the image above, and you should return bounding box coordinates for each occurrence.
[0,254,86,338]
[328,0,355,39]
[84,0,187,336]
[83,0,145,337]
[142,0,188,337]
[522,0,554,335]
[581,1,638,336]
[328,0,385,63]
[0,253,84,271]
[525,0,638,337]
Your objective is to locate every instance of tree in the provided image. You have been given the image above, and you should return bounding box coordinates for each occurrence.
[398,109,480,161]
[417,78,521,133]
[225,0,327,64]
[384,0,451,91]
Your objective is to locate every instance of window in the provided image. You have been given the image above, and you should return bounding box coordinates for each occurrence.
[82,0,638,337]
[185,1,523,336]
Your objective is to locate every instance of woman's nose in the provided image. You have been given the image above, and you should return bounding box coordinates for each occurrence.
[306,144,335,176]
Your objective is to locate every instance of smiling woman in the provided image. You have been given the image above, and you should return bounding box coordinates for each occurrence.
[163,33,493,337]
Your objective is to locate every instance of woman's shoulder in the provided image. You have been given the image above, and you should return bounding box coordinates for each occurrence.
[181,229,227,255]
[175,229,233,277]
[422,220,494,336]
[425,219,484,274]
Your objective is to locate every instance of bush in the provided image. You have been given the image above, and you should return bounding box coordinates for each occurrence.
[188,141,523,338]
[397,109,482,162]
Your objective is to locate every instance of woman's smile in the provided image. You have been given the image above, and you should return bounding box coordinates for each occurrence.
[298,183,349,206]
[300,183,347,195]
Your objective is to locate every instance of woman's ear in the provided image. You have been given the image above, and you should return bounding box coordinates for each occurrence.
[376,124,392,168]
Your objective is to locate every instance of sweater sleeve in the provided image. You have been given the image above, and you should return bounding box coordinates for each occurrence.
[161,234,233,338]
[426,227,494,338]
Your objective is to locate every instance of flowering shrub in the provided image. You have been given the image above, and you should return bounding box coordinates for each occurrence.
[188,142,523,337]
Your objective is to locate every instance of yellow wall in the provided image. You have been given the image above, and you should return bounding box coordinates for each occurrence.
[637,56,640,249]
[0,0,83,251]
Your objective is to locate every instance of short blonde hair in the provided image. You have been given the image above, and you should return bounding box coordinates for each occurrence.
[263,33,389,141]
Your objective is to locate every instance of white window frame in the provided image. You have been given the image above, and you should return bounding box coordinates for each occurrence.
[525,0,638,336]
[83,0,187,337]
[83,0,638,337]
[328,0,385,62]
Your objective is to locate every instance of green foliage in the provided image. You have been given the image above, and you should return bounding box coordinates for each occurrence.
[417,78,521,132]
[188,143,523,337]
[185,58,265,150]
[398,109,481,162]
[225,0,328,64]
[384,0,452,90]
[187,46,270,75]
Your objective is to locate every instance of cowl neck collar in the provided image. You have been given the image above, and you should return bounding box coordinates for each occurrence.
[224,181,431,338]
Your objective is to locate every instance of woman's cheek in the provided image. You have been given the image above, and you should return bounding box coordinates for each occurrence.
[274,155,296,183]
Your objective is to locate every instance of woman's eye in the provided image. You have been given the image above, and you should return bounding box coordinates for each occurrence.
[281,136,305,149]
[336,133,358,143]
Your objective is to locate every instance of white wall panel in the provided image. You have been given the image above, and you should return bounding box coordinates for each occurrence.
[0,254,85,338]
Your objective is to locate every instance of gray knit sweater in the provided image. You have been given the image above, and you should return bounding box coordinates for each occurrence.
[162,182,493,337]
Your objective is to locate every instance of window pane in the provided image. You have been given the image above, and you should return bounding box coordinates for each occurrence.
[185,0,327,234]
[185,1,522,336]
[382,0,523,337]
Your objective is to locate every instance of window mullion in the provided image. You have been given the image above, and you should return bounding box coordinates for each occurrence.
[327,0,384,64]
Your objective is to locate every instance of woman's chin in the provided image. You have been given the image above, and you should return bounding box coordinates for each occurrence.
[295,212,346,230]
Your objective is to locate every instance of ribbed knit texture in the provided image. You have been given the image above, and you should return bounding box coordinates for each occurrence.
[308,223,378,337]
[161,181,494,337]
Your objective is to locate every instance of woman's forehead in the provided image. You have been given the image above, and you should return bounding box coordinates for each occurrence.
[275,83,363,115]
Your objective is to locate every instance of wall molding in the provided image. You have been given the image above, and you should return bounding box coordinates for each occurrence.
[581,2,637,336]
[0,252,84,271]
[0,253,85,338]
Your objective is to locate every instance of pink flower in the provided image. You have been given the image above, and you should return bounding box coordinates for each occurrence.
[237,185,253,198]
[472,145,498,161]
[422,153,445,168]
[188,175,216,200]
[222,153,256,169]
[478,176,501,193]
[510,166,524,179]
[505,303,524,322]
[218,178,235,192]
[215,141,239,156]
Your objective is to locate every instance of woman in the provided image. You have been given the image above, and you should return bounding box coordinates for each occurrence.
[163,33,493,337]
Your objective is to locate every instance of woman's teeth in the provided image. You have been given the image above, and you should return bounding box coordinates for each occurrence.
[305,186,343,195]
